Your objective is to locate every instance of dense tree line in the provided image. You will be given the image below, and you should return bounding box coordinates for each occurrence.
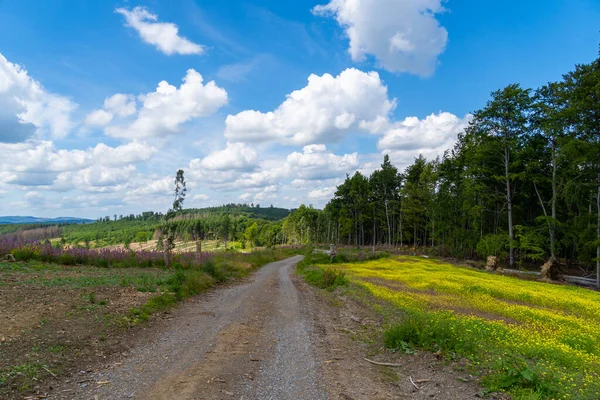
[284,54,600,284]
[0,206,289,249]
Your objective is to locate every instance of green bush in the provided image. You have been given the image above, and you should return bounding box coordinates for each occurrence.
[300,265,348,291]
[323,268,348,288]
[181,271,215,297]
[59,253,76,265]
[11,247,38,262]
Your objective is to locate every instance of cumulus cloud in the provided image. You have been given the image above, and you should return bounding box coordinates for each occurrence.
[198,142,258,172]
[308,186,336,200]
[125,177,172,199]
[85,94,137,127]
[0,53,76,142]
[313,0,448,76]
[284,144,359,180]
[54,165,138,192]
[0,141,156,189]
[378,112,470,152]
[85,109,113,126]
[104,94,137,117]
[116,6,205,55]
[105,69,228,139]
[378,112,471,167]
[225,68,394,145]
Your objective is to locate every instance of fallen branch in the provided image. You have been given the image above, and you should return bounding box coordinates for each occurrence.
[42,367,57,378]
[409,376,419,390]
[364,358,402,367]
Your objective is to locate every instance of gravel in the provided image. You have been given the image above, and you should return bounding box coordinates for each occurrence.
[54,255,327,400]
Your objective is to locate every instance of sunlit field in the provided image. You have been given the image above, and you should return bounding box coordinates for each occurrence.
[334,256,600,400]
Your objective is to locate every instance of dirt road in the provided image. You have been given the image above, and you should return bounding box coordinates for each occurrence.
[53,255,482,400]
[55,256,322,399]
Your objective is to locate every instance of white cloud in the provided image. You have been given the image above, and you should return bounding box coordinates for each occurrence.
[85,109,113,126]
[85,94,137,127]
[308,186,336,200]
[198,142,258,172]
[284,144,359,180]
[104,93,137,117]
[225,68,394,145]
[105,69,228,139]
[232,169,282,189]
[378,112,470,152]
[378,112,471,167]
[313,0,448,76]
[0,141,156,190]
[54,165,138,192]
[116,6,205,55]
[193,194,209,200]
[0,53,77,142]
[125,177,172,199]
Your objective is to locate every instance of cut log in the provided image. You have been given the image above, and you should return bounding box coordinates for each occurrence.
[541,257,562,280]
[485,256,498,271]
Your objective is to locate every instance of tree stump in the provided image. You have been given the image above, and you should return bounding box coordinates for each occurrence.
[486,256,498,271]
[541,257,561,280]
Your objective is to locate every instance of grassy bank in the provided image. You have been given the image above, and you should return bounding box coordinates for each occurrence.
[301,254,600,400]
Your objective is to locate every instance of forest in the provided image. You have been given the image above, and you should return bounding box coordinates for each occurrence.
[284,55,600,281]
[0,204,290,249]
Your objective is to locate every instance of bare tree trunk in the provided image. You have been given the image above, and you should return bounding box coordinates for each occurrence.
[550,141,557,261]
[505,147,515,267]
[372,207,376,256]
[432,217,435,248]
[385,200,391,246]
[399,211,403,247]
[413,225,417,248]
[597,173,600,289]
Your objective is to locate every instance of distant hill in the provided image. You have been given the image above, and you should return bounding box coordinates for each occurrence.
[0,216,94,225]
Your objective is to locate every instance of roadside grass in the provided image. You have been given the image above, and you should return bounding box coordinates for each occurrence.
[322,256,600,400]
[297,253,349,291]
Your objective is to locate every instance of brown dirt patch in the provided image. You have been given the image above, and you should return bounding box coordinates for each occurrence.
[0,268,159,398]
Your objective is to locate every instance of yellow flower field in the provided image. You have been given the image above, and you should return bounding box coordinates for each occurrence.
[331,256,600,400]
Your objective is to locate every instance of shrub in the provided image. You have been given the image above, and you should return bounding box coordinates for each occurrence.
[323,268,348,289]
[202,259,217,277]
[181,271,215,297]
[301,266,348,291]
[59,253,76,265]
[11,247,37,261]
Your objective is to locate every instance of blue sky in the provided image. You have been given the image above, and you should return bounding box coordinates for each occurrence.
[0,0,598,218]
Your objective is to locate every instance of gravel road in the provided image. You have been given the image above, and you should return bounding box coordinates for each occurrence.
[59,255,326,400]
[53,255,485,400]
